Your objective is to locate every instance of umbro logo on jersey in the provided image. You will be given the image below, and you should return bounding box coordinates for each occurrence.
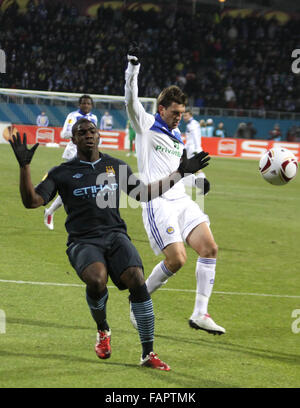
[73,173,83,179]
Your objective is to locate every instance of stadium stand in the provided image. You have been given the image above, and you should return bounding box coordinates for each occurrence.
[0,0,299,113]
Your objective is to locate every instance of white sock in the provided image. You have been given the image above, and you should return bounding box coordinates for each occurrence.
[47,195,63,215]
[145,261,174,295]
[191,257,216,319]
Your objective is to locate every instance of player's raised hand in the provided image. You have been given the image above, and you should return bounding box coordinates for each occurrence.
[127,42,140,65]
[9,132,39,168]
[178,149,210,177]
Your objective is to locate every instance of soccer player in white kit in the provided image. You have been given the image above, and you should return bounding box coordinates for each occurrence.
[183,109,202,158]
[182,109,210,196]
[125,47,225,335]
[44,95,98,230]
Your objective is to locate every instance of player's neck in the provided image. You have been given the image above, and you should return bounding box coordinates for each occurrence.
[77,151,100,163]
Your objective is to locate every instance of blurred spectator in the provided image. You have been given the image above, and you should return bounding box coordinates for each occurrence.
[206,118,215,137]
[194,97,205,108]
[224,86,236,108]
[199,119,207,137]
[246,122,257,139]
[268,123,282,141]
[228,24,238,40]
[214,122,227,138]
[286,125,300,142]
[100,111,113,130]
[36,111,49,127]
[234,122,247,138]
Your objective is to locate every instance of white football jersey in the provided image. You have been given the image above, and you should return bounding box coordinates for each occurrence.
[125,63,186,200]
[60,110,98,139]
[185,117,202,158]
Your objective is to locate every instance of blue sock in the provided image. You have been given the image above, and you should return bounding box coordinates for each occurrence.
[86,287,109,331]
[130,284,154,358]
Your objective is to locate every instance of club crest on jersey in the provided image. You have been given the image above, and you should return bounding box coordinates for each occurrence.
[166,226,175,234]
[106,166,115,177]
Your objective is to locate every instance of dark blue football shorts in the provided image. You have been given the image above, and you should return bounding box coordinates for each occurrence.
[66,231,144,290]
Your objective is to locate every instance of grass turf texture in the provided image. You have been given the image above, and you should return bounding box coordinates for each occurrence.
[0,144,300,388]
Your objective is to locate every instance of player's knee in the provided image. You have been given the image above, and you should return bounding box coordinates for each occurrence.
[166,251,187,272]
[201,242,218,259]
[82,267,108,293]
[89,275,107,293]
[121,266,145,289]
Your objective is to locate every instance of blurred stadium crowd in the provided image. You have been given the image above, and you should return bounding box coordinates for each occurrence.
[1,0,299,113]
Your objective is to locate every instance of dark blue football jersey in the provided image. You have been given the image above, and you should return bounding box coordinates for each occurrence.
[35,153,141,244]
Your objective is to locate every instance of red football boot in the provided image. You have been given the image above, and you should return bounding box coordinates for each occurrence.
[95,330,111,359]
[140,352,170,371]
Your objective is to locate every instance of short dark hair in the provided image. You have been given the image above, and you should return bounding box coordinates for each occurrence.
[72,118,96,136]
[79,94,93,105]
[157,86,188,110]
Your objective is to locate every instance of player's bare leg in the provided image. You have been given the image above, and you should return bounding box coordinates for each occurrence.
[145,242,186,294]
[186,222,225,335]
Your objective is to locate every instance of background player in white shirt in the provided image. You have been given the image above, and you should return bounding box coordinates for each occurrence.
[182,109,210,194]
[125,45,225,335]
[183,109,201,158]
[44,95,98,230]
[100,111,113,130]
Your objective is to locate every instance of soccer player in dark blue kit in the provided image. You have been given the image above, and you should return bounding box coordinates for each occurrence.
[9,118,210,370]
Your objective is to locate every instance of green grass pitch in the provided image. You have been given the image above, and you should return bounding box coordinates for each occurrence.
[0,143,300,388]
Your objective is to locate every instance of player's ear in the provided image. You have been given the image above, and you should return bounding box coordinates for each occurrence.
[71,135,77,145]
[158,105,165,115]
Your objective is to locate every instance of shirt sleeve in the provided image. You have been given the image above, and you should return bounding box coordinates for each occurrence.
[60,113,74,139]
[124,62,155,135]
[34,169,58,206]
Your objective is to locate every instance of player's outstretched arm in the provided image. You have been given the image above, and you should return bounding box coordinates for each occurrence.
[125,43,154,135]
[127,149,210,202]
[9,133,44,209]
[127,42,140,65]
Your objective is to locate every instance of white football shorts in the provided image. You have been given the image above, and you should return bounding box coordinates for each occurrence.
[142,195,210,255]
[62,141,77,160]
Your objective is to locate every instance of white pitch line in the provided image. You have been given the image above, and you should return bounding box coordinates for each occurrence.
[0,279,300,299]
[0,279,85,288]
